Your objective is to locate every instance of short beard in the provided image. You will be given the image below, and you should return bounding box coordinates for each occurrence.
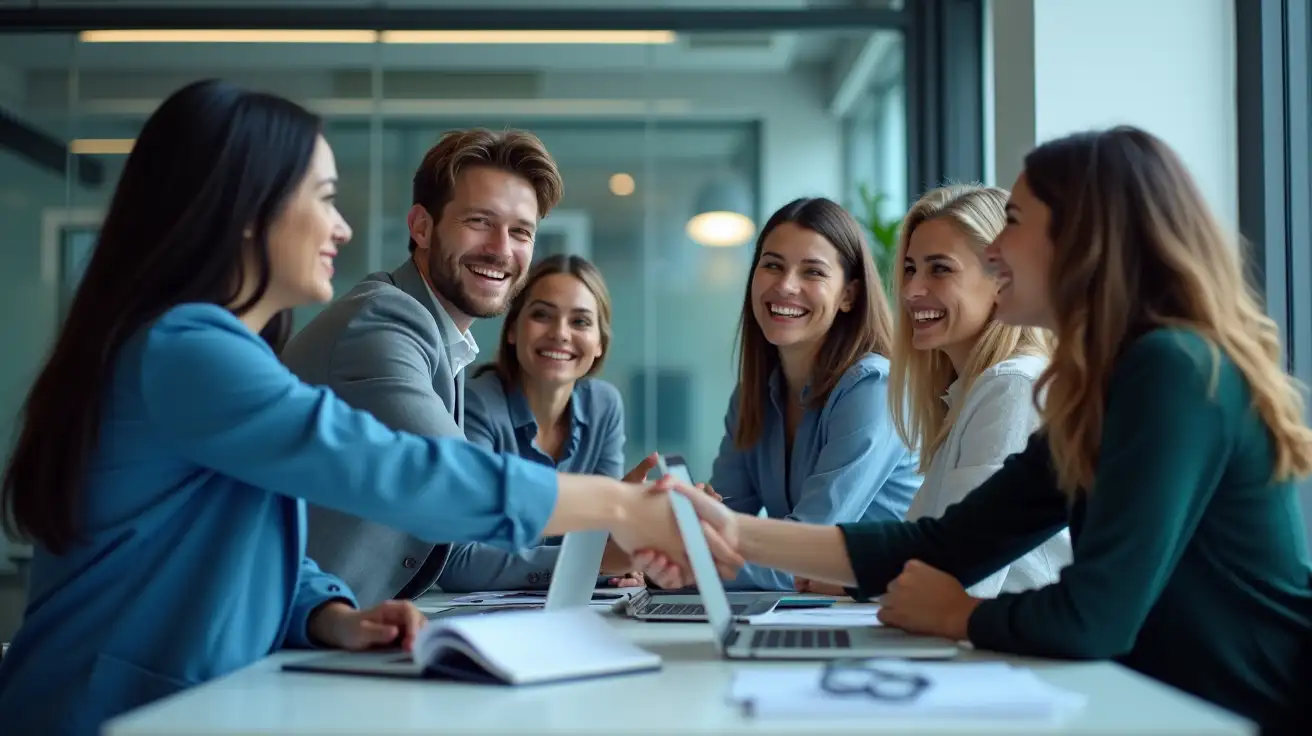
[426,237,525,319]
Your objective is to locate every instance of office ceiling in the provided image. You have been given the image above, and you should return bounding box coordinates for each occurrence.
[0,1,899,239]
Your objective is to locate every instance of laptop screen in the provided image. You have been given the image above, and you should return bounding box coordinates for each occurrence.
[544,529,608,610]
[659,456,736,646]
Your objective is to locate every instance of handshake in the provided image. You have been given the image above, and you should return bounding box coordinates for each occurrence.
[596,453,743,589]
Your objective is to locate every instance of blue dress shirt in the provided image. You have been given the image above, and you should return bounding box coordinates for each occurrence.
[711,353,921,590]
[437,370,626,591]
[0,304,559,736]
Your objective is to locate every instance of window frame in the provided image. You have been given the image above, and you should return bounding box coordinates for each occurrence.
[1236,0,1312,529]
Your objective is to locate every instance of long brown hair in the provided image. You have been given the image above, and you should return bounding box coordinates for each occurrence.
[889,184,1051,472]
[733,197,894,448]
[1026,126,1312,493]
[477,254,613,386]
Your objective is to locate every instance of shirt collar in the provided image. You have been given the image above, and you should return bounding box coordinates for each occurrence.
[507,381,590,432]
[942,376,963,408]
[423,279,479,369]
[768,367,812,411]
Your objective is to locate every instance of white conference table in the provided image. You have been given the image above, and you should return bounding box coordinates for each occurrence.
[104,594,1256,736]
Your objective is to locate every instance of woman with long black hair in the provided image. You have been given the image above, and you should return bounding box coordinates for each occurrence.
[0,79,738,736]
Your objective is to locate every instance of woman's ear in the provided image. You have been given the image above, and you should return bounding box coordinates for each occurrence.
[839,280,859,312]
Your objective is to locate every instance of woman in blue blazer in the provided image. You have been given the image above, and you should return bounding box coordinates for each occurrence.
[706,197,923,591]
[0,80,737,736]
[439,255,653,592]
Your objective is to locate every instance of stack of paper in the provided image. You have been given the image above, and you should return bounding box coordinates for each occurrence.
[729,661,1086,723]
[744,603,883,627]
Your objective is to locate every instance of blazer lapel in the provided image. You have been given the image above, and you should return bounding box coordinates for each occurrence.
[389,259,463,425]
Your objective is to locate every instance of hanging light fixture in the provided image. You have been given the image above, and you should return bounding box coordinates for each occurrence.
[686,176,755,247]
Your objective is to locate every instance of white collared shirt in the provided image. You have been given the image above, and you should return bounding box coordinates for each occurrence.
[906,354,1072,598]
[425,282,479,376]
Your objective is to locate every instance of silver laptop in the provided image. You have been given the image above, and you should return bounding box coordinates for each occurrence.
[281,529,609,678]
[663,460,961,661]
[624,454,780,622]
[625,588,780,622]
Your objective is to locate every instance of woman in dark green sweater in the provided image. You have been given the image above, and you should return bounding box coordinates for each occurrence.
[637,126,1312,733]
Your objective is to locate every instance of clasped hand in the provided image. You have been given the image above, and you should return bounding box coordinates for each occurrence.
[603,469,743,588]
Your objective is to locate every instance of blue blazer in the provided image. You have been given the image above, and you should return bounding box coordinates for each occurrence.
[712,353,922,590]
[0,305,559,736]
[436,370,625,591]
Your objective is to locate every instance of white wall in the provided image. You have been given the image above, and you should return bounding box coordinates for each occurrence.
[986,0,1238,231]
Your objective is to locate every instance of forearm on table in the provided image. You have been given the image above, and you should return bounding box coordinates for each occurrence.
[736,514,856,586]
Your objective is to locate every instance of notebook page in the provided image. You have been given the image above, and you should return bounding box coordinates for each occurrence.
[415,608,660,684]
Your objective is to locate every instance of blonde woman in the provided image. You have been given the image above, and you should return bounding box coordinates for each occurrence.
[889,184,1068,595]
[635,127,1312,733]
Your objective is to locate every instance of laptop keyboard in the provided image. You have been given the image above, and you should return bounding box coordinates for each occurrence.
[749,628,852,649]
[642,602,748,616]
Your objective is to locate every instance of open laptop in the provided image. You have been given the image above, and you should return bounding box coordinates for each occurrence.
[625,455,780,622]
[281,529,610,678]
[662,456,961,661]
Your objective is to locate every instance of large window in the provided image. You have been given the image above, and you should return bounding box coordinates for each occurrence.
[1237,0,1312,532]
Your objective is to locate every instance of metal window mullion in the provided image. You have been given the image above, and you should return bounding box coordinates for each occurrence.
[1284,0,1312,402]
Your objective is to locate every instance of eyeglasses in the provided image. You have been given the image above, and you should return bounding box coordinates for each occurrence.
[820,659,932,702]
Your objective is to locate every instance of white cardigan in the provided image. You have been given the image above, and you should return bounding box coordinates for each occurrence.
[905,354,1073,598]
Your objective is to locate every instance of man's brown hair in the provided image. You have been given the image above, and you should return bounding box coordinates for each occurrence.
[409,128,563,252]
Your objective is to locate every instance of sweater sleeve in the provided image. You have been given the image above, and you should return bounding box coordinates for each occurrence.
[967,332,1233,659]
[839,430,1070,599]
[139,305,558,551]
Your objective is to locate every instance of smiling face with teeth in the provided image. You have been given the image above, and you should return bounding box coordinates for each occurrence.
[749,221,858,362]
[901,217,1000,365]
[409,166,538,329]
[507,272,606,386]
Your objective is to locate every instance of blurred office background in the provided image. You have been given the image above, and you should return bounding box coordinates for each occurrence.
[0,0,1301,641]
[0,1,934,490]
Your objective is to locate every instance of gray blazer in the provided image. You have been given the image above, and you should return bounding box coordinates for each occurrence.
[280,259,465,607]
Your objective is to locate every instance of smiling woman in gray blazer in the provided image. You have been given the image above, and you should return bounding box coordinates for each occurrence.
[436,254,654,592]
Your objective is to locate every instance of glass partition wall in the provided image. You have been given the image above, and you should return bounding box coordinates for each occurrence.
[0,5,926,571]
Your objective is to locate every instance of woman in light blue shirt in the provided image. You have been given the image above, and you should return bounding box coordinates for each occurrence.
[438,254,654,592]
[0,80,736,736]
[707,197,922,591]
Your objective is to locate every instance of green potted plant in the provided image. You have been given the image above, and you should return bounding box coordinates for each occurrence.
[853,183,901,295]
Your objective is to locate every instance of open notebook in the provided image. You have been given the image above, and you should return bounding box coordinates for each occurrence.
[283,607,661,685]
[284,530,660,685]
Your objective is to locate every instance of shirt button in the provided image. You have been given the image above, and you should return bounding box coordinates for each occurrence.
[403,557,417,569]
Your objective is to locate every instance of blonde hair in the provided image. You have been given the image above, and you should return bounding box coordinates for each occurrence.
[1024,126,1312,494]
[889,184,1052,472]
